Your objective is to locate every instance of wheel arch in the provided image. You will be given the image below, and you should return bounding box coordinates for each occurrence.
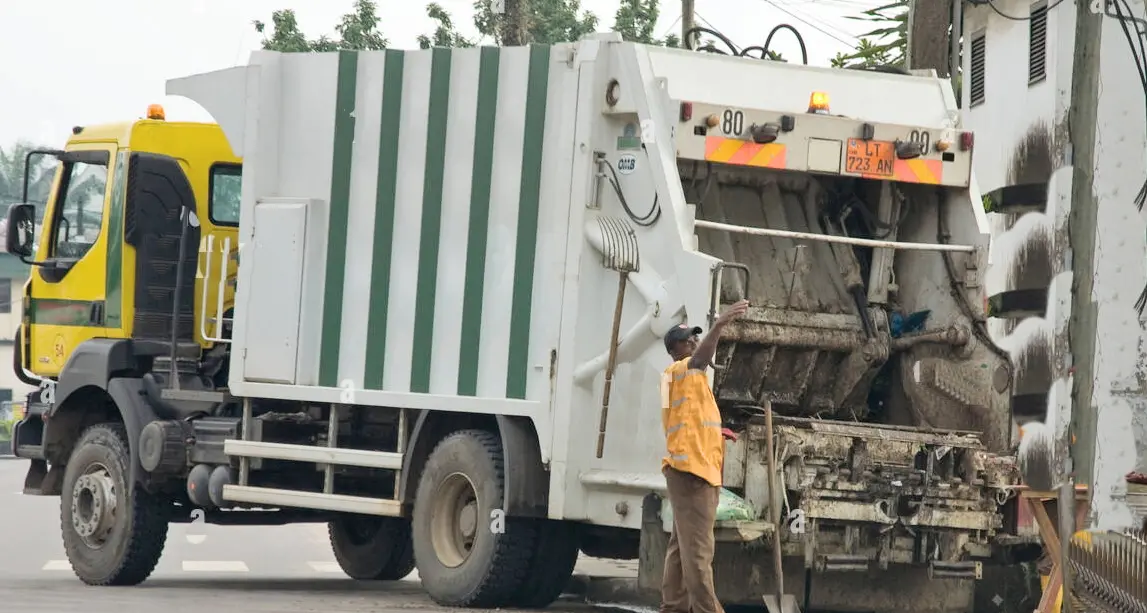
[45,339,161,491]
[398,411,549,518]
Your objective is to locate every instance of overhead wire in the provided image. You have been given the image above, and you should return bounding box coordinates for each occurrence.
[979,0,1067,21]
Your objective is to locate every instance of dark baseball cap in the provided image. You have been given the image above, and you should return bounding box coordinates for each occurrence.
[663,323,703,352]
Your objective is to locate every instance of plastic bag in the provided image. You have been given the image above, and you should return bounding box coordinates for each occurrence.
[663,488,756,525]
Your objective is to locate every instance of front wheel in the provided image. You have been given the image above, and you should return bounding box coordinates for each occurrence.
[60,423,169,586]
[329,514,415,580]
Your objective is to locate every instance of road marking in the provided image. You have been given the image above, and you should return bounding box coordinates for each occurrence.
[42,560,71,571]
[182,561,249,572]
[308,561,343,573]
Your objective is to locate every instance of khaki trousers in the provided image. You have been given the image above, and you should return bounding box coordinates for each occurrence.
[660,466,724,613]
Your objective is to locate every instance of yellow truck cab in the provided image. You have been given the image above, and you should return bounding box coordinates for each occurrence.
[6,104,239,500]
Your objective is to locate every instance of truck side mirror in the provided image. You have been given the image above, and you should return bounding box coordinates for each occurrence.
[5,203,37,258]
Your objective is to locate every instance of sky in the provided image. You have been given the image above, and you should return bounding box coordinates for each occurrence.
[0,0,886,148]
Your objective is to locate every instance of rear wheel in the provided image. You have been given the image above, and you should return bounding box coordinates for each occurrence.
[60,423,169,586]
[412,429,537,607]
[512,519,581,608]
[329,514,415,580]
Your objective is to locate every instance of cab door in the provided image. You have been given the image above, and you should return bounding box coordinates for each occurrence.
[25,143,124,378]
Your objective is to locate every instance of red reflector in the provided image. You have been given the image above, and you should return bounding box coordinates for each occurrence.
[680,102,693,122]
[960,131,974,151]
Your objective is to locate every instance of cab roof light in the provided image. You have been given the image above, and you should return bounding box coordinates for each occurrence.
[147,104,166,121]
[808,91,830,114]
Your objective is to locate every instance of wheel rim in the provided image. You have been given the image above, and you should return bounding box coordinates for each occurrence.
[429,472,480,568]
[71,462,118,549]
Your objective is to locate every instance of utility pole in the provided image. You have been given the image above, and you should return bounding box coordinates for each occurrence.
[682,0,696,49]
[906,0,954,76]
[501,0,527,46]
[1062,1,1104,611]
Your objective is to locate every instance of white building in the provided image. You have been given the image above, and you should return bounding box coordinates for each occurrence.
[961,0,1146,529]
[0,253,35,404]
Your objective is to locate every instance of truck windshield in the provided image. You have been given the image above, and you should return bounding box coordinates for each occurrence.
[210,164,241,226]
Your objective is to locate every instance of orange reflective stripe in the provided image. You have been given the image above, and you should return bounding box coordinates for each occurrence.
[893,158,942,184]
[704,136,786,169]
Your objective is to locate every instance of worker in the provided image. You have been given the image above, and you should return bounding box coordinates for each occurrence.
[658,299,750,613]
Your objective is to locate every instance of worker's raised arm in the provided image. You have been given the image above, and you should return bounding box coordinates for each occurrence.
[688,300,749,371]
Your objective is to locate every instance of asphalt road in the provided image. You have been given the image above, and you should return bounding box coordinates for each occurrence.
[0,456,634,613]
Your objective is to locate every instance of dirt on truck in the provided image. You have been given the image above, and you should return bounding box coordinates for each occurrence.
[6,33,1025,613]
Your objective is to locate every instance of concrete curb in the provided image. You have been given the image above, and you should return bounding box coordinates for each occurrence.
[566,575,657,607]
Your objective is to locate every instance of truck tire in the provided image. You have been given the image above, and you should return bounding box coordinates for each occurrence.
[60,422,169,586]
[513,519,580,608]
[412,429,538,607]
[328,515,415,580]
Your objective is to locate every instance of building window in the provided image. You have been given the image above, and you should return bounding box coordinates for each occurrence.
[970,31,987,108]
[1029,2,1048,85]
[0,280,11,314]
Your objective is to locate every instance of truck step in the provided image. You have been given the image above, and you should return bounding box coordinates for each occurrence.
[223,440,402,469]
[221,484,403,517]
[982,183,1048,216]
[928,560,982,580]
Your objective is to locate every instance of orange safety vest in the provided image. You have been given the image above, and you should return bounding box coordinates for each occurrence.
[660,357,725,487]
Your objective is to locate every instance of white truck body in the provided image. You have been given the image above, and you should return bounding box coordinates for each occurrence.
[166,33,1021,612]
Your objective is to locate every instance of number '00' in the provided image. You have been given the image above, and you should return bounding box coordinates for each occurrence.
[909,130,930,152]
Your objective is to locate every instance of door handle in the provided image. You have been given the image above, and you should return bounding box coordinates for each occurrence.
[89,302,104,326]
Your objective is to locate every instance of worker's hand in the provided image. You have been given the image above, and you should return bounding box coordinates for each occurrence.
[716,299,750,325]
[721,428,738,442]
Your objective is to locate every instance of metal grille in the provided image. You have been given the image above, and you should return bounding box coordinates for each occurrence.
[1068,530,1147,612]
[1029,2,1048,85]
[970,33,987,107]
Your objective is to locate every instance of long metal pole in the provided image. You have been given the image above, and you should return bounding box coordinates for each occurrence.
[950,0,962,92]
[764,401,785,608]
[693,219,976,252]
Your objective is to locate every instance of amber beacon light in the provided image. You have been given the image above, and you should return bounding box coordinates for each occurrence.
[147,104,166,120]
[807,91,830,114]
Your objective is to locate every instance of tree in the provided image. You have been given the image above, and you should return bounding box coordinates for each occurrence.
[254,0,388,52]
[418,3,476,49]
[834,0,908,68]
[470,0,599,46]
[613,0,678,47]
[0,141,57,215]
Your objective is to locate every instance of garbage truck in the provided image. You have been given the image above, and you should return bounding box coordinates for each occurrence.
[6,33,1023,612]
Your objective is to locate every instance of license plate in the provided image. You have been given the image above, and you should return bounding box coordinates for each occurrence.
[845,139,895,177]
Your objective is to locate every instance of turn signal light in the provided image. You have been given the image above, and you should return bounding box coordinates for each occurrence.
[808,91,830,114]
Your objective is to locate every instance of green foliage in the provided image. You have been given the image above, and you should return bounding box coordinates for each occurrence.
[418,3,476,49]
[834,0,907,69]
[260,0,678,53]
[254,0,388,52]
[613,0,677,47]
[0,418,14,442]
[470,0,599,46]
[0,140,57,222]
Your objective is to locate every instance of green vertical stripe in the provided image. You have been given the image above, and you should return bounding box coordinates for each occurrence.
[318,50,359,388]
[409,48,453,393]
[104,151,127,329]
[506,45,551,400]
[364,50,407,390]
[457,47,501,397]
